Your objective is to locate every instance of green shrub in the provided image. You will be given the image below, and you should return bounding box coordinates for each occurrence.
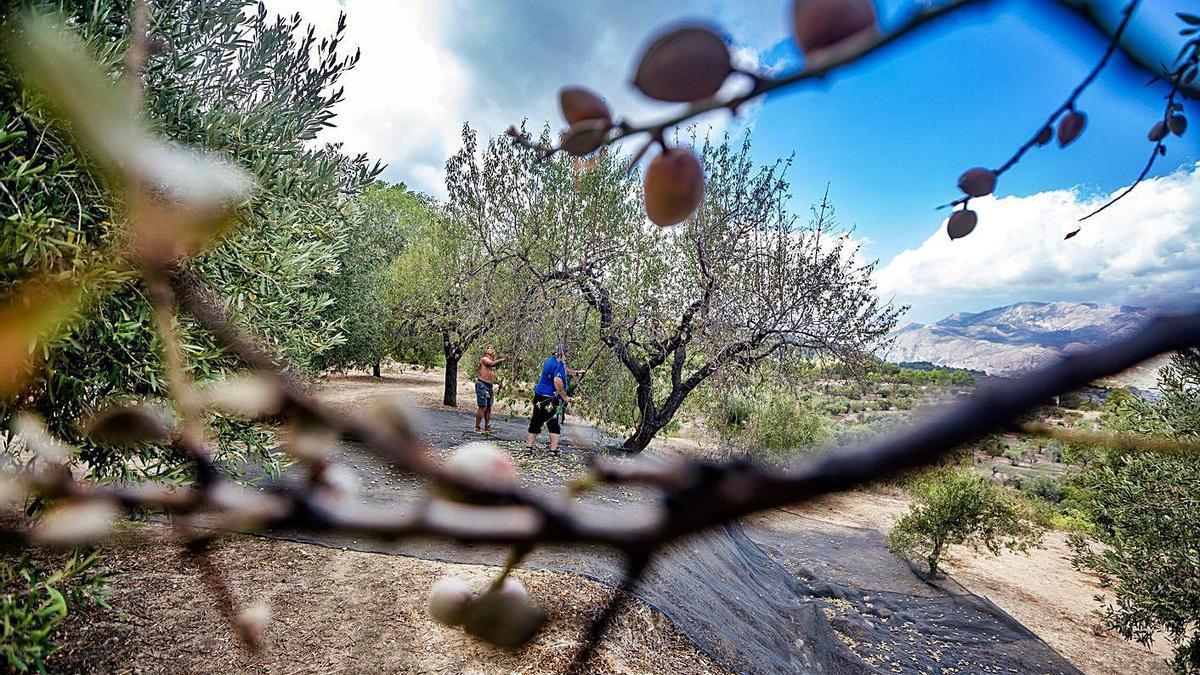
[723,395,753,432]
[979,435,1007,458]
[746,392,832,460]
[1,0,379,480]
[0,550,108,672]
[1013,475,1063,503]
[1003,447,1026,465]
[887,468,1043,577]
[659,418,681,437]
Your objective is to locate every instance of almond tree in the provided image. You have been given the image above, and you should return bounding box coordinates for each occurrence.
[450,126,899,451]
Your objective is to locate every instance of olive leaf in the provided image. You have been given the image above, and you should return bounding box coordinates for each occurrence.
[84,402,174,445]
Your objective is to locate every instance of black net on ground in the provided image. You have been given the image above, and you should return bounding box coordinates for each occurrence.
[255,407,1082,675]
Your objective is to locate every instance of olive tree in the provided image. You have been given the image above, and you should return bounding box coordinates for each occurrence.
[888,468,1043,578]
[319,182,432,377]
[1071,350,1200,673]
[0,0,379,478]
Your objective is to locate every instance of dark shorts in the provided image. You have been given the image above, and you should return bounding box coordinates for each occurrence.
[528,393,562,435]
[475,379,494,407]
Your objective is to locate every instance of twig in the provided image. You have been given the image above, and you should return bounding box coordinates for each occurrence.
[1078,42,1197,222]
[940,0,1144,212]
[993,0,1141,177]
[513,0,994,157]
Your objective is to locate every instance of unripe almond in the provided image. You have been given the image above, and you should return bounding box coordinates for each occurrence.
[444,442,518,491]
[1168,113,1187,136]
[957,167,997,197]
[461,587,545,648]
[1057,111,1086,147]
[946,209,978,240]
[644,148,705,226]
[84,402,173,445]
[427,576,474,626]
[315,464,358,501]
[200,373,282,418]
[33,500,119,546]
[633,26,732,102]
[496,577,528,599]
[1034,125,1053,146]
[792,0,879,58]
[235,602,271,650]
[560,119,608,157]
[1148,121,1167,142]
[559,87,611,126]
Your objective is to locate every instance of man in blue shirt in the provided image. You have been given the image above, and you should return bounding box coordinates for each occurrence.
[525,342,584,453]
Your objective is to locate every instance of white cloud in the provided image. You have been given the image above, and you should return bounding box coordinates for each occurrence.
[875,162,1200,312]
[262,1,787,196]
[263,1,469,196]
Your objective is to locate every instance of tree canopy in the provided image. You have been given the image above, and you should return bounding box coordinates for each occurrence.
[0,0,379,478]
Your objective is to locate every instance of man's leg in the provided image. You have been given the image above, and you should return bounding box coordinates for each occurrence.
[483,404,493,430]
[526,431,536,449]
[475,406,484,432]
[548,432,560,453]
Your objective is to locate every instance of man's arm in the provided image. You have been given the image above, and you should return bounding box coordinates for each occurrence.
[553,375,571,402]
[481,356,507,367]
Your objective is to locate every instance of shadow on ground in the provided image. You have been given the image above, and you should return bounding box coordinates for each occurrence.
[262,406,1081,675]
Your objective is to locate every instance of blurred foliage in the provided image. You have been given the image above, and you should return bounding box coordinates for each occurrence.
[0,0,380,479]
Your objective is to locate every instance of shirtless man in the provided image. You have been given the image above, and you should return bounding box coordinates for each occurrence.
[475,345,507,433]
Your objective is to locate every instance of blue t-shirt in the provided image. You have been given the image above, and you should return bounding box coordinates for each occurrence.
[533,357,568,397]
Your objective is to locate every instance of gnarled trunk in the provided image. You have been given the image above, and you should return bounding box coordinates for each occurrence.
[622,415,661,453]
[372,362,381,378]
[620,382,690,453]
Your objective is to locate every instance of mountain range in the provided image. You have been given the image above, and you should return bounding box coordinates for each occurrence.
[886,301,1166,388]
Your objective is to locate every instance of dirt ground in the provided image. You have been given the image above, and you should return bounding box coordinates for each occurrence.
[54,527,725,674]
[52,367,1174,674]
[312,367,1176,674]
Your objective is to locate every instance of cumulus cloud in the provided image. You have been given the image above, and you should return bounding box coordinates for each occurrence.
[875,163,1200,312]
[262,1,790,196]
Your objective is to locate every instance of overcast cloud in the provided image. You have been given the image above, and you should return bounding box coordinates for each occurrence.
[263,0,790,196]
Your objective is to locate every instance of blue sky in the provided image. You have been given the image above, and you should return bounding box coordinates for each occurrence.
[269,0,1199,323]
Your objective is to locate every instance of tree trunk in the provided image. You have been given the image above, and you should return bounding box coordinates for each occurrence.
[443,353,459,407]
[622,414,662,453]
[372,362,381,378]
[927,540,943,578]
